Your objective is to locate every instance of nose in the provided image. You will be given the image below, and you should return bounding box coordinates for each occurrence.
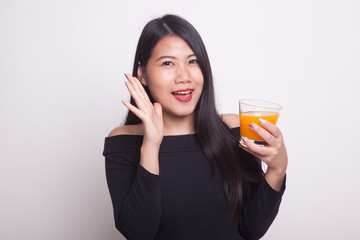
[175,64,191,84]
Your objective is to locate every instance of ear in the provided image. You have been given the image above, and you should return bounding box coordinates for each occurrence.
[137,65,148,86]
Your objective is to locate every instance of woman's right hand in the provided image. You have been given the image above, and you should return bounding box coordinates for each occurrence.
[122,74,164,147]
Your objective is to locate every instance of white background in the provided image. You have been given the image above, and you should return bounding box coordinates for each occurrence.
[1,0,359,239]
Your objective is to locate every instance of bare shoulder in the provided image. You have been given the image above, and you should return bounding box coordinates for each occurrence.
[107,124,144,137]
[220,114,240,129]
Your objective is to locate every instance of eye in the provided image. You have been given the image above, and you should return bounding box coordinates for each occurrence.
[189,59,198,64]
[161,61,173,66]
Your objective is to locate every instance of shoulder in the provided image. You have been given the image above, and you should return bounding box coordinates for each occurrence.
[220,114,240,129]
[107,124,144,137]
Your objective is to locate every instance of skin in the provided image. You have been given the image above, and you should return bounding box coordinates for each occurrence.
[121,35,204,175]
[138,35,204,136]
[239,119,288,191]
[110,35,288,191]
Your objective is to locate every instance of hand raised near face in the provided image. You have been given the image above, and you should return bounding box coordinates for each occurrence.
[122,74,164,147]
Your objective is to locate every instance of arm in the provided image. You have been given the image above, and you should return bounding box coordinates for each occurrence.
[238,118,288,239]
[105,151,161,239]
[105,74,164,239]
[238,176,285,239]
[122,74,164,175]
[239,119,287,191]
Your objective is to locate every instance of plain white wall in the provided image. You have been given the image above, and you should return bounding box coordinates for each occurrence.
[1,0,359,239]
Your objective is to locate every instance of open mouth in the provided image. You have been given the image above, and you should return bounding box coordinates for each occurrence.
[171,89,194,102]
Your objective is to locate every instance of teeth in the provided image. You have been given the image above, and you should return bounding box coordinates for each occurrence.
[173,91,192,95]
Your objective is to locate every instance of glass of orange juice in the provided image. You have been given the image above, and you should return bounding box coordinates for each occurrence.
[239,99,282,144]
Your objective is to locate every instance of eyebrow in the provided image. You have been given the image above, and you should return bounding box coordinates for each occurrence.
[155,54,196,62]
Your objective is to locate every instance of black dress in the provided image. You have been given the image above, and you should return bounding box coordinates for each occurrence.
[103,127,285,240]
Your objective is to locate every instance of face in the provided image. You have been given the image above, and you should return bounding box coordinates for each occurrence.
[140,35,204,119]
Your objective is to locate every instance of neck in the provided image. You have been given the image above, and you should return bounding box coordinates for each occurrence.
[163,113,195,136]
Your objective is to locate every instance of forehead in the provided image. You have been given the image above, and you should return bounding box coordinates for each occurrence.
[151,35,194,58]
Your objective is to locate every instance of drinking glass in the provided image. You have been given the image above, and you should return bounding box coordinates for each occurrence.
[239,99,282,144]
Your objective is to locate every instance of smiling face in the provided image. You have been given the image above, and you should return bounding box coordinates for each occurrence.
[140,35,204,120]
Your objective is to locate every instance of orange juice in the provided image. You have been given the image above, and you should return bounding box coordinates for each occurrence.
[239,111,279,141]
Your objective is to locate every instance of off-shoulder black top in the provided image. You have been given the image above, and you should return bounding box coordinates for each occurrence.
[103,127,285,240]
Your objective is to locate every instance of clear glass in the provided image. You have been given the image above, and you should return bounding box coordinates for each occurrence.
[239,99,282,144]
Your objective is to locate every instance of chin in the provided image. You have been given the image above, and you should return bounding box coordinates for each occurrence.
[166,107,196,118]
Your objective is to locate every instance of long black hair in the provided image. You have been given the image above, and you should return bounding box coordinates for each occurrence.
[124,14,263,225]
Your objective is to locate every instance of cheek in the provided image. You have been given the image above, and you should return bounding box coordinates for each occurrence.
[192,68,204,83]
[146,81,168,101]
[197,76,205,97]
[195,72,204,89]
[146,69,174,86]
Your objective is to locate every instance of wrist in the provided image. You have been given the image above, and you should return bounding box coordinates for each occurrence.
[266,166,287,177]
[141,141,161,153]
[142,134,163,148]
[265,167,286,191]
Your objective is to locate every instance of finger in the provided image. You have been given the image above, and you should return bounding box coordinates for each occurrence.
[239,138,248,148]
[241,137,272,157]
[124,80,146,110]
[249,122,276,145]
[125,74,151,105]
[129,74,152,103]
[259,118,282,138]
[153,102,163,119]
[125,74,145,102]
[239,138,262,158]
[122,100,145,120]
[125,78,153,112]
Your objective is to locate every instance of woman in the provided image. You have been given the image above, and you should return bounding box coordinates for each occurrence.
[103,14,287,240]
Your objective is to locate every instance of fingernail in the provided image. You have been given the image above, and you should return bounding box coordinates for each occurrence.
[249,122,256,129]
[239,138,247,148]
[242,137,248,142]
[259,118,266,125]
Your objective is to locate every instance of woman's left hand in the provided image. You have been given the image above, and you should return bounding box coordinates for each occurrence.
[239,119,288,191]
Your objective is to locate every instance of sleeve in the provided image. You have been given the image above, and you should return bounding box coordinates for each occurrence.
[238,176,286,240]
[105,151,161,240]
